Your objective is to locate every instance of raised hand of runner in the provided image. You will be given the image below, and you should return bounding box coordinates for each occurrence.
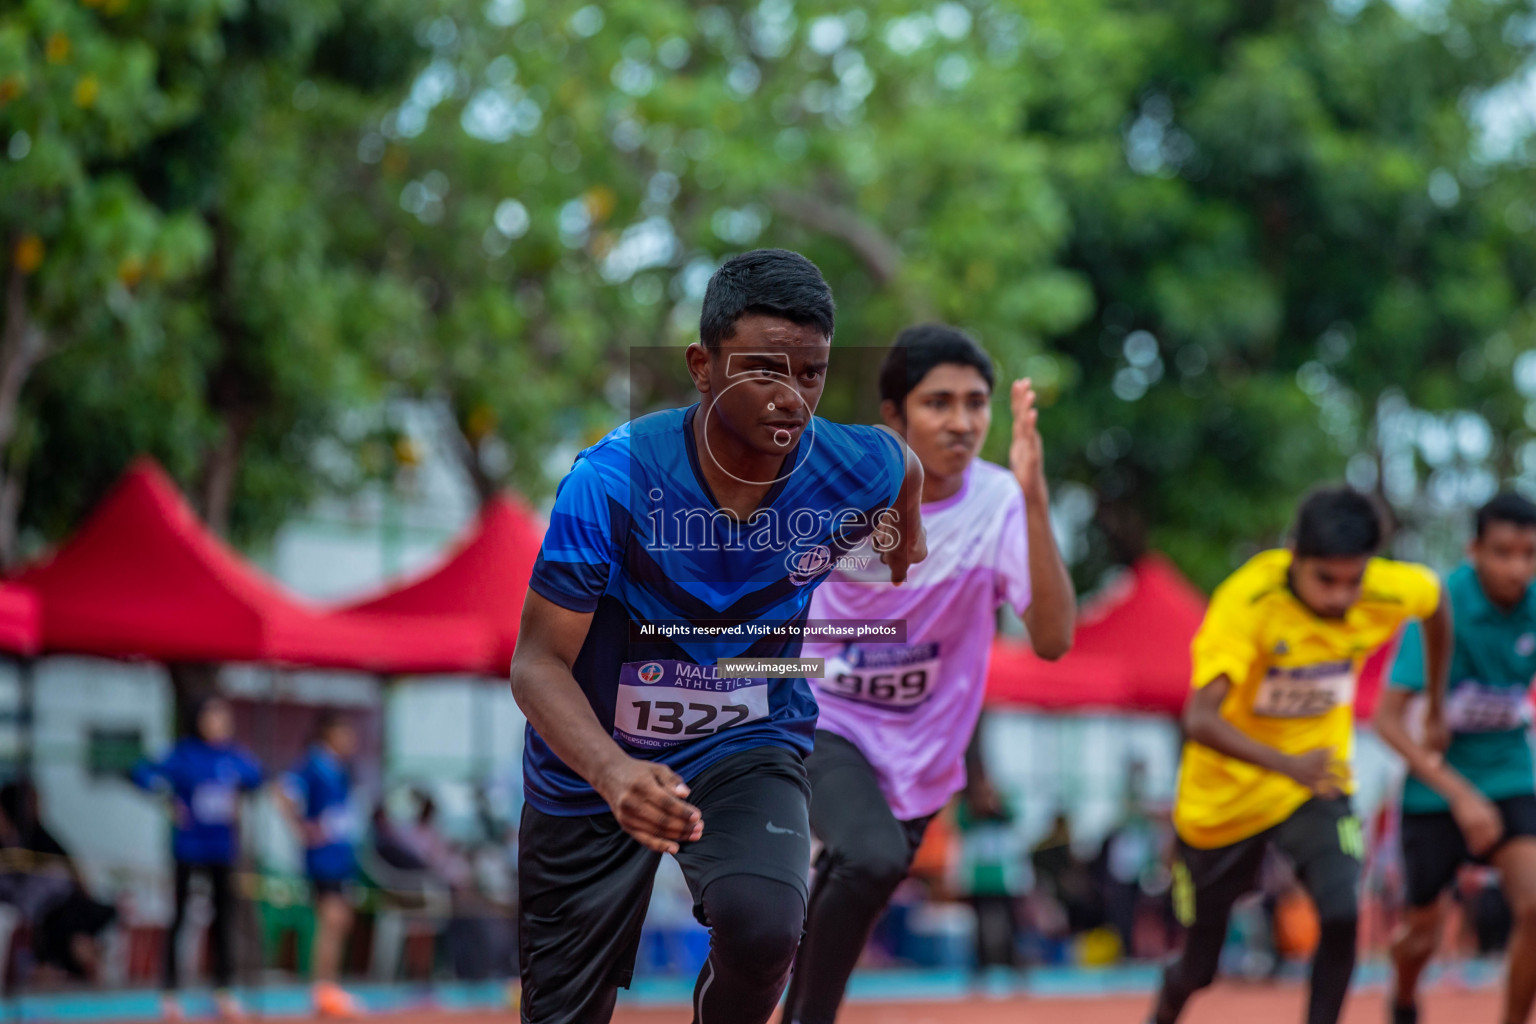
[877,427,927,585]
[1282,747,1347,797]
[1008,378,1047,501]
[596,758,704,854]
[1450,789,1504,857]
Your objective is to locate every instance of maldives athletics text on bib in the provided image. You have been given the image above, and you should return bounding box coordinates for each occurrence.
[613,659,772,750]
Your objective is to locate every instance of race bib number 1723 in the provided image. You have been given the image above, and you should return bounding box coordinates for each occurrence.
[1251,663,1355,719]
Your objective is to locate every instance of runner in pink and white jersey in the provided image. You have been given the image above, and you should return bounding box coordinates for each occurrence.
[783,324,1076,1024]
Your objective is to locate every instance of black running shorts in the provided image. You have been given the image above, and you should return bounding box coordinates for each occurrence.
[1171,796,1363,929]
[1401,793,1536,908]
[517,744,812,1023]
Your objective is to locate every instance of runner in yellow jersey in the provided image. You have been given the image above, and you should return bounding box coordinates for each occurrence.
[1148,487,1452,1024]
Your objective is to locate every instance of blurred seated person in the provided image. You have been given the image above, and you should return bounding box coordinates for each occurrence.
[370,803,429,875]
[0,781,117,983]
[362,801,445,982]
[398,793,469,890]
[1094,797,1172,959]
[1031,810,1101,934]
[955,774,1027,971]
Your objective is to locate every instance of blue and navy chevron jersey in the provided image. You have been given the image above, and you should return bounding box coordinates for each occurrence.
[525,403,906,815]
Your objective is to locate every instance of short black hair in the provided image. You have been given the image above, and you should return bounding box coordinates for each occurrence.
[1475,491,1536,538]
[699,249,835,351]
[314,709,351,741]
[878,323,995,408]
[1292,486,1384,559]
[183,695,226,739]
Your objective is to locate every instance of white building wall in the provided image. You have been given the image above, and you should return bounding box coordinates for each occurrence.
[22,657,172,888]
[385,679,525,785]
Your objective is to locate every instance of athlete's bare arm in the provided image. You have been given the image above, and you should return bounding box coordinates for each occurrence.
[1418,587,1454,751]
[510,591,704,854]
[1009,377,1075,659]
[1182,677,1345,796]
[877,430,928,585]
[275,788,323,849]
[1372,585,1502,855]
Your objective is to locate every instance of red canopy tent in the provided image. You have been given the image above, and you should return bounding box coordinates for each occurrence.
[0,583,40,657]
[986,554,1207,715]
[340,494,543,677]
[14,459,493,673]
[1354,641,1396,721]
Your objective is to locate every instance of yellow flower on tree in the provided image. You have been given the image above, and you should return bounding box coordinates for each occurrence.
[74,75,99,108]
[14,236,45,274]
[117,256,144,288]
[393,436,423,467]
[464,405,497,443]
[582,186,617,225]
[45,33,71,64]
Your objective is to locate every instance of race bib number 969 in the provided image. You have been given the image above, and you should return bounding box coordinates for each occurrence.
[614,660,770,750]
[1251,662,1354,719]
[817,642,941,711]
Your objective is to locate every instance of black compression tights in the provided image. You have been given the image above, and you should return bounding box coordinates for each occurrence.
[1154,915,1357,1024]
[690,875,805,1024]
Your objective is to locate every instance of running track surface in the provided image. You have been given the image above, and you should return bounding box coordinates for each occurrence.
[612,987,1501,1023]
[44,980,1506,1024]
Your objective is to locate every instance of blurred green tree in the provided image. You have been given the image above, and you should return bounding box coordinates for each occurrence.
[1020,0,1536,585]
[0,0,426,558]
[0,0,211,560]
[329,0,1089,503]
[353,0,1536,587]
[5,0,1535,595]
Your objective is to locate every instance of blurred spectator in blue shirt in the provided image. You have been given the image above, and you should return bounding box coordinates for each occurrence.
[132,696,262,1017]
[279,712,361,1017]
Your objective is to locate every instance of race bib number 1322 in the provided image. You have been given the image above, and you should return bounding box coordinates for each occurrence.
[613,660,770,750]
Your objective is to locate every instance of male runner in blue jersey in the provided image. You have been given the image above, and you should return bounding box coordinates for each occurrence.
[509,248,926,1024]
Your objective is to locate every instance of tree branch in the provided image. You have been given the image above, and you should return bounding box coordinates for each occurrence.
[0,247,53,567]
[0,253,51,454]
[767,189,903,286]
[436,398,497,507]
[197,212,267,535]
